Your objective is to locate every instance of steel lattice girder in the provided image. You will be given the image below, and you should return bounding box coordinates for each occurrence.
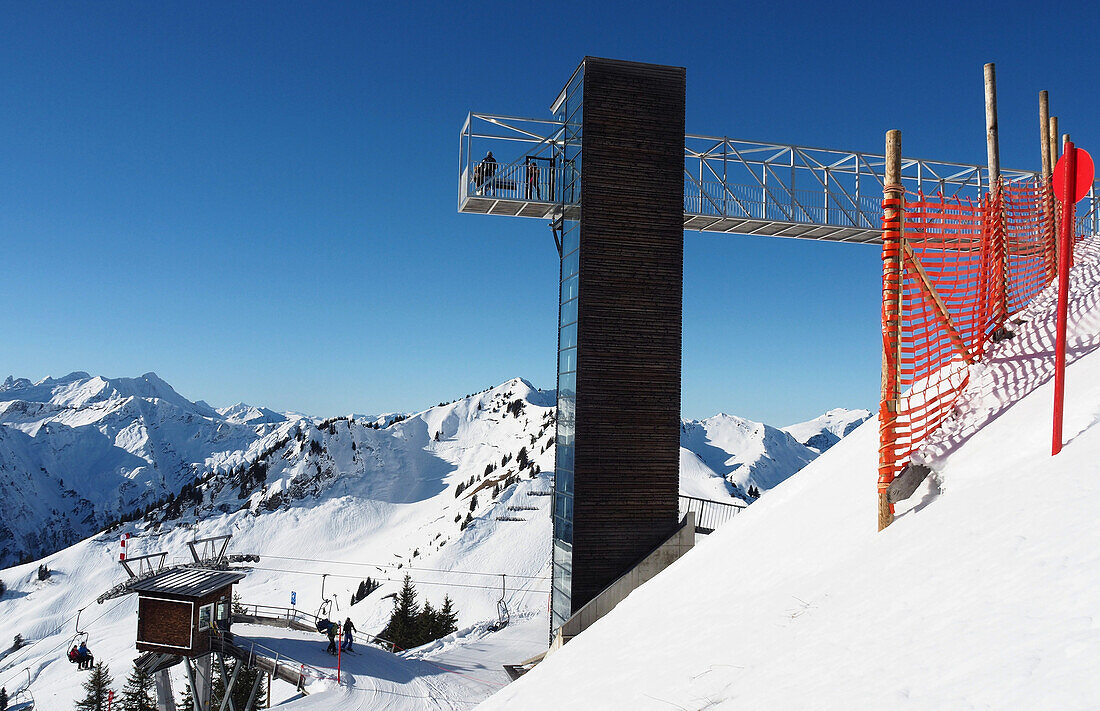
[458,113,1100,245]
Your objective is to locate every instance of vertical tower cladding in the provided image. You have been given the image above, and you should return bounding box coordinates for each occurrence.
[551,57,686,631]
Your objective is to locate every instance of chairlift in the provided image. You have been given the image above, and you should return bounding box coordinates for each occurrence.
[66,609,90,664]
[10,668,35,710]
[314,574,339,634]
[488,575,510,632]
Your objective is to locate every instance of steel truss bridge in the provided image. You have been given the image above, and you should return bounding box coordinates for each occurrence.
[458,113,1100,244]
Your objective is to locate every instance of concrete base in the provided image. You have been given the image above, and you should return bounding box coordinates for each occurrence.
[550,512,694,653]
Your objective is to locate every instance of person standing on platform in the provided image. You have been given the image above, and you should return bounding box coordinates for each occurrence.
[526,159,540,200]
[481,151,497,195]
[326,622,338,655]
[342,617,357,652]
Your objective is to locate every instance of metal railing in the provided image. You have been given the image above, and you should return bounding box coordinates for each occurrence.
[1077,186,1100,238]
[234,603,321,628]
[678,494,747,534]
[685,179,883,228]
[234,602,401,653]
[464,159,562,204]
[212,631,337,690]
[458,112,1100,243]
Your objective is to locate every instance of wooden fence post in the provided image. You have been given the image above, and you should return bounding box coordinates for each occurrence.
[879,129,904,531]
[1039,91,1051,181]
[1051,116,1061,265]
[1050,117,1059,170]
[1040,91,1055,280]
[984,63,1007,323]
[984,64,1001,188]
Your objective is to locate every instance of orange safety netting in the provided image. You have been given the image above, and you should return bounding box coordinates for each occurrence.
[878,179,1056,502]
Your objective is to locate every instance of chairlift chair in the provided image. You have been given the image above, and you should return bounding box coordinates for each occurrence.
[314,574,338,633]
[66,609,90,666]
[488,575,510,632]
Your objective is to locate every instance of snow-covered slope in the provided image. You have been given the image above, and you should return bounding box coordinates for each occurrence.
[0,373,864,709]
[680,414,822,498]
[0,379,559,709]
[477,237,1100,710]
[783,407,872,453]
[0,372,300,567]
[216,402,288,425]
[0,365,862,568]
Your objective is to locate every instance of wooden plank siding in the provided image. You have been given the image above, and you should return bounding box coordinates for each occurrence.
[570,58,686,612]
[137,597,194,653]
[136,585,234,656]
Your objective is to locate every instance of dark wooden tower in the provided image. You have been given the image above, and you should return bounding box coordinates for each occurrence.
[551,57,686,627]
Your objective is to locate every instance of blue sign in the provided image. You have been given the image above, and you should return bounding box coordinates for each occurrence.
[291,591,297,606]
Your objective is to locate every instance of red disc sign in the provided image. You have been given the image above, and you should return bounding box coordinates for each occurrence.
[1054,148,1094,203]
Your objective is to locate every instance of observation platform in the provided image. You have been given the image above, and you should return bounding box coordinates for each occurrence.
[458,113,1100,246]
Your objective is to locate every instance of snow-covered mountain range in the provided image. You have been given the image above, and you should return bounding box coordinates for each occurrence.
[0,372,299,568]
[0,373,866,708]
[0,372,867,569]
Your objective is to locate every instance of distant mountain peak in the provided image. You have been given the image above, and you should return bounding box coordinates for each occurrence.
[782,408,873,454]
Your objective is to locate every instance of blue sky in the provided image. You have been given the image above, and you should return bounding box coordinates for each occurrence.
[2,1,1097,424]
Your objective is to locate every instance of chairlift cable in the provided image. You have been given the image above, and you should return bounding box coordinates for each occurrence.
[248,566,549,594]
[0,597,129,690]
[257,553,548,581]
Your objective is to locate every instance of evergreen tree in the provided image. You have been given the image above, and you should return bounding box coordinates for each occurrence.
[119,662,155,711]
[438,595,458,636]
[178,678,193,710]
[418,600,438,641]
[376,577,462,651]
[0,686,8,711]
[75,661,115,711]
[10,634,22,651]
[380,574,419,649]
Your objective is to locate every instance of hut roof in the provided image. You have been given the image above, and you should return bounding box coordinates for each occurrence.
[130,567,246,599]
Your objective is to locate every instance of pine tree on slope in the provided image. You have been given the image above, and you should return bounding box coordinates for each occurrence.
[119,662,155,711]
[178,679,193,710]
[75,661,115,711]
[438,595,458,636]
[381,574,420,650]
[419,600,439,642]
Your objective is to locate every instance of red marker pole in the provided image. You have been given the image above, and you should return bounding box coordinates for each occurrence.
[1052,141,1077,455]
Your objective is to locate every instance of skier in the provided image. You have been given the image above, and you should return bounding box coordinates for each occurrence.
[77,641,93,670]
[68,646,80,664]
[325,622,338,655]
[341,617,357,652]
